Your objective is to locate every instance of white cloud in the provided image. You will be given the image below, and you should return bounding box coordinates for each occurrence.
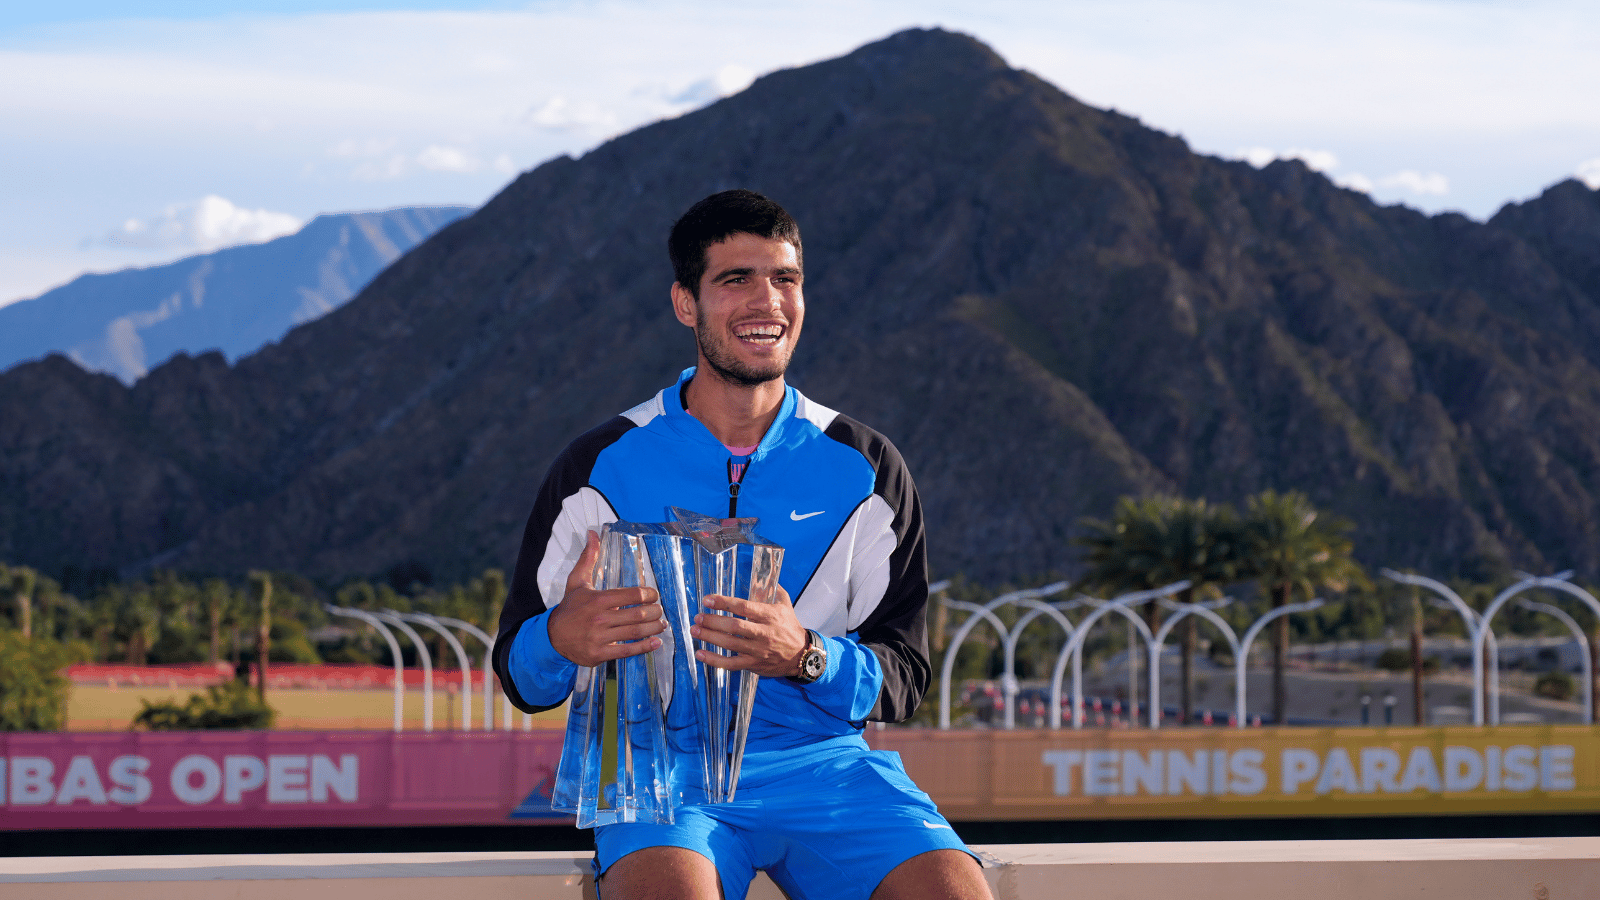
[417,144,479,173]
[329,137,395,159]
[6,0,1600,299]
[1335,172,1375,193]
[523,95,617,131]
[96,195,302,252]
[1234,147,1339,172]
[329,139,491,179]
[1578,158,1600,190]
[671,64,757,106]
[1379,170,1450,196]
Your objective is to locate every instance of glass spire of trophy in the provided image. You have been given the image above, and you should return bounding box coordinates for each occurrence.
[552,508,784,828]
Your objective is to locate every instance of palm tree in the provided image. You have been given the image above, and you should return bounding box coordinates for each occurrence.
[201,579,237,665]
[1242,490,1366,726]
[8,565,37,639]
[1076,496,1254,724]
[118,588,161,666]
[250,571,273,702]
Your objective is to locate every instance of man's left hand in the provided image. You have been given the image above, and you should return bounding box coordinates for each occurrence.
[691,586,808,678]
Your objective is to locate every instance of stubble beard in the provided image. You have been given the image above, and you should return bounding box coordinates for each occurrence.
[695,306,788,388]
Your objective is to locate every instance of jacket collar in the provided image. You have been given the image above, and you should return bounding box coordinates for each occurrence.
[664,366,796,459]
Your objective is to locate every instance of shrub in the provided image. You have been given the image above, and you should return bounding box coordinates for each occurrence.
[1375,647,1439,673]
[1534,671,1575,702]
[133,678,276,730]
[0,630,83,731]
[1375,647,1410,671]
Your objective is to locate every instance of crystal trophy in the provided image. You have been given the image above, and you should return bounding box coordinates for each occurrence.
[552,508,784,827]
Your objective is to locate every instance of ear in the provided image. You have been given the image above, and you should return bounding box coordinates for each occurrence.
[671,282,698,328]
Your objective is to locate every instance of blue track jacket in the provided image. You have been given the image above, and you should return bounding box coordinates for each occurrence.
[493,368,932,749]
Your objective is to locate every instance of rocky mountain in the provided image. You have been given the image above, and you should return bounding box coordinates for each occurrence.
[0,206,470,384]
[1,29,1597,586]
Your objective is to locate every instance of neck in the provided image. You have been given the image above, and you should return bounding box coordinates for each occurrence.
[683,365,786,448]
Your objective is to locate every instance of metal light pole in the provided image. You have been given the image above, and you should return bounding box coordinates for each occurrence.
[1234,599,1325,727]
[998,589,1077,729]
[376,611,435,732]
[1050,582,1191,729]
[1151,598,1240,728]
[392,611,474,731]
[1514,597,1593,724]
[431,615,508,731]
[1474,571,1600,725]
[325,605,407,732]
[1381,569,1489,727]
[938,598,1011,730]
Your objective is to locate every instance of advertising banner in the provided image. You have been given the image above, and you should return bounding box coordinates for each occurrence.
[870,725,1600,820]
[0,730,569,830]
[8,726,1597,829]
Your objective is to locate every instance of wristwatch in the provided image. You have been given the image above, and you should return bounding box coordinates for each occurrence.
[789,629,827,685]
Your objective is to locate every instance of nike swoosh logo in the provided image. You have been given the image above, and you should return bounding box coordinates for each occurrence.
[922,821,953,830]
[790,510,825,521]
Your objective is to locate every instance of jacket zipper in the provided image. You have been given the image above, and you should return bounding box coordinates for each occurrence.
[727,456,752,518]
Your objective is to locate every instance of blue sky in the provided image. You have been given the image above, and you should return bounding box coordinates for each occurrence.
[3,0,1597,306]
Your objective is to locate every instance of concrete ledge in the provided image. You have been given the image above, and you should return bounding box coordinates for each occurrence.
[3,838,1598,899]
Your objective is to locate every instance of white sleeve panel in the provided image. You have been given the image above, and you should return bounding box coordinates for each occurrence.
[534,486,619,608]
[792,494,897,636]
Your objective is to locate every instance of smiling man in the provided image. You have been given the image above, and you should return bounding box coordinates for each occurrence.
[493,190,989,899]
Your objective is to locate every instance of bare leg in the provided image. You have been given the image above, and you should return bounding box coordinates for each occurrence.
[599,846,723,900]
[870,849,992,900]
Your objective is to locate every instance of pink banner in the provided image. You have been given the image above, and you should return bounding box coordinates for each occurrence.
[0,730,568,830]
[65,663,491,691]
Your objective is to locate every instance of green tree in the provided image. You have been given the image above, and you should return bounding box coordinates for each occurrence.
[1242,490,1367,726]
[0,630,83,731]
[1076,496,1254,724]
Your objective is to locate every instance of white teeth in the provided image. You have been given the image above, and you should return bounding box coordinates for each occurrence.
[735,324,783,341]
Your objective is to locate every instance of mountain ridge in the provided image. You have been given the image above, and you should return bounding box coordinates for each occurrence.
[0,205,471,384]
[1,28,1597,586]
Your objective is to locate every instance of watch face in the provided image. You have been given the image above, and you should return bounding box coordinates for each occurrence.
[801,650,826,680]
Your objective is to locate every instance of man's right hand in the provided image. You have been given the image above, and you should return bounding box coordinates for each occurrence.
[546,530,666,666]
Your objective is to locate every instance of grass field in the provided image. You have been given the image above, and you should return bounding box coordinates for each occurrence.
[66,684,568,731]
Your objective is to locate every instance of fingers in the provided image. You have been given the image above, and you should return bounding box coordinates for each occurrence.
[691,593,806,677]
[565,530,601,593]
[547,529,667,666]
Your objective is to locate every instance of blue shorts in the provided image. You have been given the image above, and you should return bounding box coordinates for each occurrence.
[593,736,971,900]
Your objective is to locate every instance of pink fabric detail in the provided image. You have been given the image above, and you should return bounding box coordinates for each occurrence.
[725,443,759,456]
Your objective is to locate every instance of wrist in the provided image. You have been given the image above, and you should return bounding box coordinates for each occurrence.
[787,628,827,685]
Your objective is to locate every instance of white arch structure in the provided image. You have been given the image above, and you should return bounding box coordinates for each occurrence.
[998,588,1079,728]
[325,605,407,732]
[375,611,435,733]
[1049,582,1191,729]
[940,580,1333,731]
[1381,569,1502,725]
[1232,598,1324,727]
[937,568,1595,731]
[430,614,511,731]
[393,611,474,731]
[1477,573,1600,726]
[1151,597,1242,726]
[1514,597,1593,725]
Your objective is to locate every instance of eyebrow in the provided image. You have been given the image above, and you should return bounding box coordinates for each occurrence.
[710,265,802,283]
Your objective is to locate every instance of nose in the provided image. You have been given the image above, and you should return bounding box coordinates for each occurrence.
[755,278,783,310]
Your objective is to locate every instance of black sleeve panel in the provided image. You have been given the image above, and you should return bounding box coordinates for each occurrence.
[493,415,634,713]
[823,414,931,724]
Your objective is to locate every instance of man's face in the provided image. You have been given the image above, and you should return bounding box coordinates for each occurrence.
[672,233,804,388]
